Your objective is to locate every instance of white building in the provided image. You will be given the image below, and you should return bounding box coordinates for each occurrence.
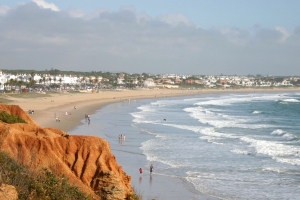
[143,78,156,87]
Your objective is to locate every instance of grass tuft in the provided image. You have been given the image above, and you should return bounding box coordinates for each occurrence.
[0,111,27,124]
[130,186,143,200]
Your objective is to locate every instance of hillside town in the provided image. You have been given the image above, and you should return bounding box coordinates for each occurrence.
[0,70,299,92]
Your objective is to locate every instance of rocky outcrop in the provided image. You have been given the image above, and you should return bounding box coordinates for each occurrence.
[0,105,133,200]
[0,184,18,200]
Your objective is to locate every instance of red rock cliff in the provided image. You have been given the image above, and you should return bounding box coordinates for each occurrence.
[0,105,133,200]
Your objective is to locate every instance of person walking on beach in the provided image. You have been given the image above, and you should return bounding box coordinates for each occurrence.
[139,168,143,174]
[150,164,154,175]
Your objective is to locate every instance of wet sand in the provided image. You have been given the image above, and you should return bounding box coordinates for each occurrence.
[109,133,218,200]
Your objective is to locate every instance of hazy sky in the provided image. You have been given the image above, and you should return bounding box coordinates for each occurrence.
[1,0,299,75]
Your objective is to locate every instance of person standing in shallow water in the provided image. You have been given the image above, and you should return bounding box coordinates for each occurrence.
[150,164,154,175]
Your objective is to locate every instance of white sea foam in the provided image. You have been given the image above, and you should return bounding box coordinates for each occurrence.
[130,112,143,119]
[132,106,160,122]
[271,129,298,141]
[199,136,221,144]
[252,110,261,114]
[150,102,166,107]
[131,110,163,124]
[163,125,238,142]
[164,123,202,133]
[282,98,300,102]
[231,149,252,155]
[136,105,156,112]
[155,134,167,139]
[140,140,185,168]
[212,141,224,145]
[199,128,238,139]
[274,157,300,166]
[183,96,213,102]
[271,129,285,136]
[193,94,287,107]
[282,133,298,141]
[151,99,191,107]
[262,167,286,173]
[184,106,273,129]
[151,123,239,145]
[140,142,162,162]
[194,97,249,106]
[184,106,235,128]
[134,93,287,130]
[279,101,288,105]
[132,118,159,124]
[240,136,300,165]
[240,137,288,156]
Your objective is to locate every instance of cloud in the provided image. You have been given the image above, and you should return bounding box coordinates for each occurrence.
[253,26,292,44]
[66,7,85,18]
[220,27,250,45]
[157,13,194,27]
[0,5,10,15]
[0,2,299,76]
[275,26,291,43]
[32,0,59,12]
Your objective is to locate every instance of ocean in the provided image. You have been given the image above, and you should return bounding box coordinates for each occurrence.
[71,91,300,200]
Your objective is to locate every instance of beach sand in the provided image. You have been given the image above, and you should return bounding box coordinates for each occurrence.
[12,89,202,132]
[4,87,300,199]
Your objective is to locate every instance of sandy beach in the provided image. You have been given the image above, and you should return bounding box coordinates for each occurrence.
[5,88,299,132]
[3,87,300,199]
[8,89,203,131]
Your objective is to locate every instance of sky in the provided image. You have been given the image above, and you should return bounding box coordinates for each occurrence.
[0,0,300,76]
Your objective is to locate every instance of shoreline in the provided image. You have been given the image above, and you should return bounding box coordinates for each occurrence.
[18,89,203,131]
[8,87,299,132]
[5,87,300,199]
[68,96,220,199]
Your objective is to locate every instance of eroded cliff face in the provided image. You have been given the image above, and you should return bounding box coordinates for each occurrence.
[0,105,133,200]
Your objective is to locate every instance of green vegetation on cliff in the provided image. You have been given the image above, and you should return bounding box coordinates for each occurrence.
[0,111,27,124]
[0,151,90,200]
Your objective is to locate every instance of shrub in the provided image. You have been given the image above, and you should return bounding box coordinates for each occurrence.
[0,151,90,200]
[129,186,142,200]
[0,111,27,124]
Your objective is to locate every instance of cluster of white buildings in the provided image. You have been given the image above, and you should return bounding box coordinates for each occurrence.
[0,70,109,91]
[200,75,294,87]
[0,70,297,91]
[154,74,296,88]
